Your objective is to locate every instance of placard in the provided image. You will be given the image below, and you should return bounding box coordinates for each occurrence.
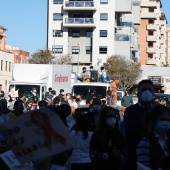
[0,108,74,164]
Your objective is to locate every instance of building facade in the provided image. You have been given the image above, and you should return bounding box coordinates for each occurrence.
[5,45,29,63]
[0,25,7,51]
[167,27,170,63]
[47,0,140,73]
[135,0,167,66]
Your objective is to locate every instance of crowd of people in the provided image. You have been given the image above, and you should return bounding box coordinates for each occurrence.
[0,80,170,170]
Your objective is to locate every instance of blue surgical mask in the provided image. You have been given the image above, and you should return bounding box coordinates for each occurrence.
[106,117,117,129]
[141,90,153,103]
[155,120,170,135]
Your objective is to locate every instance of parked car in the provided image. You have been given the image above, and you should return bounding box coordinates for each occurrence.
[154,93,170,107]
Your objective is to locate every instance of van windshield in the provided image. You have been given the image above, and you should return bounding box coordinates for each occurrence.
[9,85,40,99]
[72,85,107,99]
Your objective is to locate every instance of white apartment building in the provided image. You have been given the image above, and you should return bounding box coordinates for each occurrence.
[47,0,140,73]
[166,27,170,63]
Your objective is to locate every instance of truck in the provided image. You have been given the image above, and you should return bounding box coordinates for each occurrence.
[9,64,73,100]
[71,82,125,106]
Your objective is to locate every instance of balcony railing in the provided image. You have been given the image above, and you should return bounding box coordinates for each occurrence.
[64,1,96,10]
[147,35,157,41]
[63,18,96,27]
[146,57,157,65]
[141,0,157,7]
[115,35,132,42]
[118,22,134,28]
[147,47,156,53]
[147,24,157,30]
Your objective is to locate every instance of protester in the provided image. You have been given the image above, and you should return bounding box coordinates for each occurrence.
[58,89,65,98]
[98,66,110,83]
[77,67,90,82]
[124,79,155,170]
[38,100,48,109]
[70,114,93,170]
[52,96,61,107]
[88,98,102,130]
[30,96,39,110]
[121,90,133,107]
[72,94,86,108]
[136,105,170,169]
[106,90,114,105]
[160,99,167,106]
[45,87,53,98]
[28,87,40,101]
[90,106,125,170]
[66,93,73,106]
[154,97,161,104]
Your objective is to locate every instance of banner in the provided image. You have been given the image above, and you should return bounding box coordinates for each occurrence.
[9,87,19,98]
[0,108,74,164]
[0,150,32,170]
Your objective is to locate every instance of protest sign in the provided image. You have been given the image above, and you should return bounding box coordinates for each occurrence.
[0,108,74,164]
[0,149,32,170]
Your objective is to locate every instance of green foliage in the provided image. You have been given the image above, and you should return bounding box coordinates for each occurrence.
[103,55,142,89]
[28,49,54,64]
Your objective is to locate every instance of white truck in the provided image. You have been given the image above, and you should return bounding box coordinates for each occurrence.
[71,82,125,106]
[9,64,73,100]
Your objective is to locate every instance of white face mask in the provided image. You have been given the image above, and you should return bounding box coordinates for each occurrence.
[155,120,170,135]
[33,90,36,93]
[141,90,153,103]
[67,96,70,99]
[106,117,117,129]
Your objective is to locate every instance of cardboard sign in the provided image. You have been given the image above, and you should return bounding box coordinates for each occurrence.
[0,108,74,164]
[0,150,32,170]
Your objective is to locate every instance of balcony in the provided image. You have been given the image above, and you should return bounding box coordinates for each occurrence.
[115,0,132,13]
[118,22,134,28]
[141,12,157,19]
[147,24,157,30]
[132,44,140,51]
[63,1,97,11]
[147,47,156,53]
[147,35,157,42]
[146,58,157,65]
[63,18,96,28]
[141,0,157,7]
[160,48,165,54]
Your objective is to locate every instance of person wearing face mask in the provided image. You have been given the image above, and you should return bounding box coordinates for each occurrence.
[66,93,73,106]
[90,106,125,170]
[58,89,65,98]
[28,87,40,102]
[136,105,170,170]
[124,79,156,170]
[72,94,86,108]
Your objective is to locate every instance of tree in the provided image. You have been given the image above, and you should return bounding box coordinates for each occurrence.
[103,55,142,90]
[53,54,73,64]
[28,49,54,64]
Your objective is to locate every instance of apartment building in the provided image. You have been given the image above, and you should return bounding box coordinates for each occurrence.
[135,0,167,66]
[47,0,140,73]
[6,45,29,63]
[167,27,170,63]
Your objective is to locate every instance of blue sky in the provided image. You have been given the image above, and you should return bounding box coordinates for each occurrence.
[0,0,170,56]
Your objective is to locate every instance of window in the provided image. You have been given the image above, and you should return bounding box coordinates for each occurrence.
[86,46,92,54]
[1,60,3,71]
[148,54,153,58]
[53,30,63,37]
[100,0,108,4]
[100,30,107,37]
[52,45,63,53]
[6,61,8,71]
[149,20,154,24]
[86,30,93,38]
[53,0,63,4]
[149,8,154,13]
[99,46,107,54]
[148,42,153,47]
[72,46,80,54]
[100,13,108,21]
[53,13,63,21]
[9,62,11,72]
[72,30,80,37]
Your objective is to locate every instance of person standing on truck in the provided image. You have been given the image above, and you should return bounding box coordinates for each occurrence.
[77,67,90,82]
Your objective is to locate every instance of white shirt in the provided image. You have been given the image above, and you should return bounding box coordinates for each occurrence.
[72,100,86,108]
[70,130,93,163]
